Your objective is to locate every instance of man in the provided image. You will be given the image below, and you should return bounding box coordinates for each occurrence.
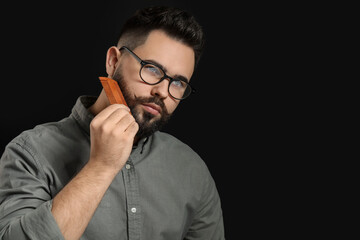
[0,6,224,240]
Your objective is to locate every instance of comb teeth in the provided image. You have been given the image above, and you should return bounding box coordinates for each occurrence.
[99,77,128,106]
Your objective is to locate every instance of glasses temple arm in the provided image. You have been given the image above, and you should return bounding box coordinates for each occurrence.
[119,46,143,63]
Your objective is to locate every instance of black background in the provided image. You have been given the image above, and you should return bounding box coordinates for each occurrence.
[0,1,299,239]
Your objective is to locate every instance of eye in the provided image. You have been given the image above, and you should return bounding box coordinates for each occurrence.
[143,64,163,78]
[171,79,186,89]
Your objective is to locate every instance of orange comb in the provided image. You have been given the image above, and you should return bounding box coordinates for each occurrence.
[99,77,128,106]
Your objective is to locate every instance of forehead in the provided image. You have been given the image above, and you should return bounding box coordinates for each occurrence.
[133,30,195,81]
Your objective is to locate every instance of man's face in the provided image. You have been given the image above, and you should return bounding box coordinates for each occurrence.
[110,30,195,139]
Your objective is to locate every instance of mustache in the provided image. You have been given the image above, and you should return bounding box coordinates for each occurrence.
[132,95,169,115]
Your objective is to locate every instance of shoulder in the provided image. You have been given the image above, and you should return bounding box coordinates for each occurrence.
[152,131,186,146]
[2,116,88,183]
[0,122,67,181]
[151,131,209,174]
[152,131,200,158]
[150,132,220,211]
[3,116,87,167]
[9,116,80,151]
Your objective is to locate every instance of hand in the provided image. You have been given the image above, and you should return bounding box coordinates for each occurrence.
[89,104,139,171]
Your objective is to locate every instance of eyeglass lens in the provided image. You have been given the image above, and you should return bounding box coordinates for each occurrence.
[141,64,191,99]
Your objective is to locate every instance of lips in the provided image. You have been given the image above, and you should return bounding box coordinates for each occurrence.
[142,103,162,115]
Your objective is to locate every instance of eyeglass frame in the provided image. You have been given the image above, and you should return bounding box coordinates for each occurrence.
[119,46,196,100]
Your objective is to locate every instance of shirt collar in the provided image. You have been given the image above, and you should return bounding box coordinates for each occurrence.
[71,95,97,135]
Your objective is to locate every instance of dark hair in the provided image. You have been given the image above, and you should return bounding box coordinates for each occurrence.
[117,6,205,67]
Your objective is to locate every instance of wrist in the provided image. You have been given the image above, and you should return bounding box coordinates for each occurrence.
[85,159,121,180]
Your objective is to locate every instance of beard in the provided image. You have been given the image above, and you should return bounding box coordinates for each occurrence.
[112,67,172,140]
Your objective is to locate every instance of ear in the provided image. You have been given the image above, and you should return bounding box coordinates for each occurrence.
[105,46,121,78]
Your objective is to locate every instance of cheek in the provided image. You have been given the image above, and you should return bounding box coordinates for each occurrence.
[121,63,144,89]
[164,99,179,114]
[123,76,148,96]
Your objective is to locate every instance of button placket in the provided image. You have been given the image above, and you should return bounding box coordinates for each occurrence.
[122,159,141,239]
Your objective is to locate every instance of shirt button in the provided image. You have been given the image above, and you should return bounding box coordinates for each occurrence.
[131,207,137,213]
[125,164,131,170]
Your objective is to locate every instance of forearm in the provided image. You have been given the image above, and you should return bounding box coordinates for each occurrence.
[51,160,119,240]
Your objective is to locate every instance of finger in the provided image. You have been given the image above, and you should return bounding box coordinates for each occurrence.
[109,114,137,138]
[93,104,130,123]
[114,113,136,131]
[105,107,131,125]
[124,121,139,136]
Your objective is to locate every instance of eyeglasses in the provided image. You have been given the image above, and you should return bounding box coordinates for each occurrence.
[120,46,195,100]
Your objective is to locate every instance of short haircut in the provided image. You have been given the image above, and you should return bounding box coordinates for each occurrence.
[117,6,205,67]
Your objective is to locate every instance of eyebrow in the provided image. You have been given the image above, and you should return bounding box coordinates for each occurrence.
[144,59,190,83]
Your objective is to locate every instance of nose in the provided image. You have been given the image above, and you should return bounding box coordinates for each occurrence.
[150,78,169,99]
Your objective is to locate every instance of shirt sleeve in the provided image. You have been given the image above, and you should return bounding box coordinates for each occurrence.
[184,169,225,240]
[0,140,64,240]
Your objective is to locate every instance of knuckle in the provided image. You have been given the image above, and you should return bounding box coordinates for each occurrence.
[110,129,120,138]
[113,103,129,111]
[100,122,112,134]
[128,122,139,134]
[90,119,100,129]
[125,113,135,122]
[109,103,121,109]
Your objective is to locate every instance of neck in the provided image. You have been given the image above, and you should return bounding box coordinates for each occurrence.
[88,90,109,116]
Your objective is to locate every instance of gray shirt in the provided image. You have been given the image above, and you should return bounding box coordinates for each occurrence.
[0,96,224,240]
